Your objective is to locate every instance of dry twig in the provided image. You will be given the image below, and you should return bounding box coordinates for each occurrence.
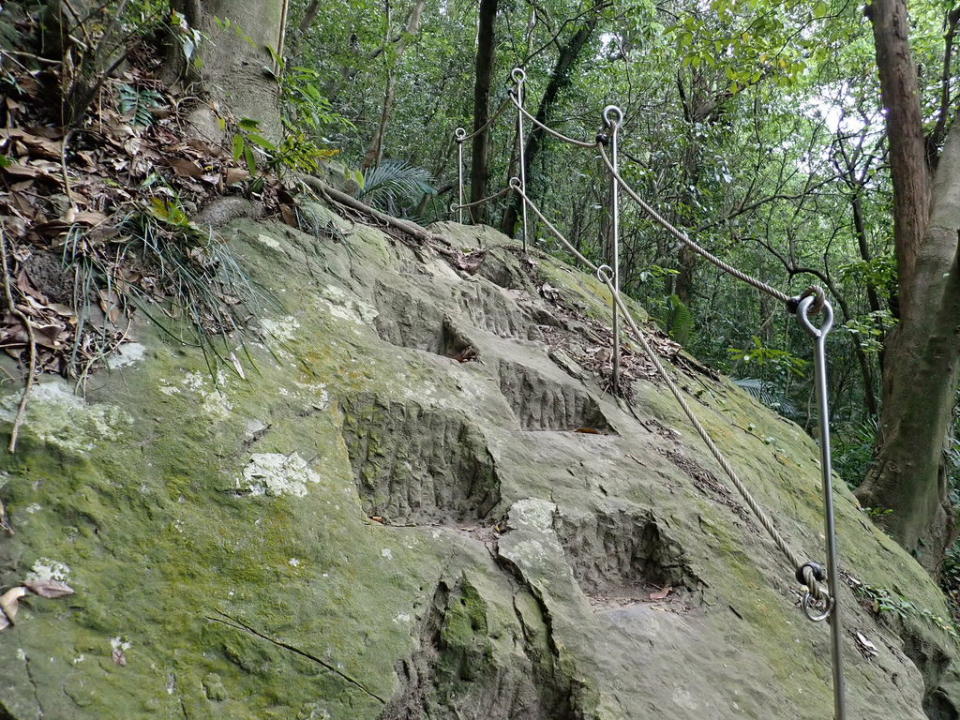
[0,230,37,453]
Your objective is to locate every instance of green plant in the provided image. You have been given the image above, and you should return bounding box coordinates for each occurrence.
[276,62,354,136]
[843,309,896,353]
[359,159,436,215]
[118,83,164,126]
[169,8,203,67]
[849,578,959,644]
[834,417,878,488]
[59,192,271,379]
[727,335,808,376]
[272,130,340,174]
[230,117,277,173]
[663,293,694,344]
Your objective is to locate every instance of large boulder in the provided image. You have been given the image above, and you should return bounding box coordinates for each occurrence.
[0,206,956,719]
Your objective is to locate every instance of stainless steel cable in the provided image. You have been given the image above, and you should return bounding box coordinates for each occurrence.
[455,95,512,143]
[511,181,831,609]
[451,186,512,212]
[597,146,792,305]
[507,90,600,149]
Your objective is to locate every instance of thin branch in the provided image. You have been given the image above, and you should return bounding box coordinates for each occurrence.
[208,612,386,703]
[931,8,960,153]
[0,230,36,454]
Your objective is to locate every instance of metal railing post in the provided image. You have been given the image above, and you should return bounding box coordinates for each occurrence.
[512,67,528,252]
[603,105,624,393]
[796,297,846,720]
[454,127,466,224]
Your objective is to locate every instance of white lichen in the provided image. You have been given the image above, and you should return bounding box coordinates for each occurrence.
[508,498,557,532]
[236,453,322,497]
[259,316,301,344]
[26,558,71,583]
[105,342,146,369]
[256,233,282,250]
[318,285,378,327]
[0,381,130,452]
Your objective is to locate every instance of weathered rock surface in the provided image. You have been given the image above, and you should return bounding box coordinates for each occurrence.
[0,207,957,719]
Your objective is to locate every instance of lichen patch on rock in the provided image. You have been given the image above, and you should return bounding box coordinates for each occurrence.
[236,452,323,497]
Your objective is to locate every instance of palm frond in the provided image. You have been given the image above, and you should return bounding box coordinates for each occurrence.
[359,159,436,215]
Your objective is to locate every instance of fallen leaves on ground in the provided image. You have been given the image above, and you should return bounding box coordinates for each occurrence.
[0,579,75,631]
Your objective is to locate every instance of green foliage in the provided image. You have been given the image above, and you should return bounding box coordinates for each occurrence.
[359,160,436,215]
[123,196,267,375]
[838,254,897,289]
[0,6,21,48]
[279,64,354,137]
[662,293,694,345]
[843,310,896,353]
[169,8,203,66]
[727,336,808,377]
[118,83,165,127]
[851,579,959,644]
[230,118,277,173]
[834,417,878,488]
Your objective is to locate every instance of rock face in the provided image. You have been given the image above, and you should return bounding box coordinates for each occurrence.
[0,207,957,719]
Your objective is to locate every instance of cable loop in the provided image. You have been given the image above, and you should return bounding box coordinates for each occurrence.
[797,295,834,338]
[596,264,613,284]
[603,105,624,128]
[802,591,834,622]
[801,285,826,314]
[511,67,526,83]
[454,96,512,143]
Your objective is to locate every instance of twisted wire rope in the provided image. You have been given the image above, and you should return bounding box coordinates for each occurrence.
[451,186,513,211]
[597,146,791,304]
[510,180,830,607]
[507,91,600,149]
[456,95,513,144]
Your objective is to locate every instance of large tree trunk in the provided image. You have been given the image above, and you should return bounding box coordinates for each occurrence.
[855,0,960,571]
[172,0,286,144]
[499,14,598,237]
[468,0,498,224]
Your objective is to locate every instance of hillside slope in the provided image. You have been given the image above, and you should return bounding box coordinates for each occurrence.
[0,206,957,719]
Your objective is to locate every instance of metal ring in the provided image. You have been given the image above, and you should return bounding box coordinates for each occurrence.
[449,202,459,214]
[508,176,522,191]
[797,296,834,339]
[597,264,613,284]
[603,105,624,128]
[801,591,834,622]
[454,127,467,141]
[511,67,526,83]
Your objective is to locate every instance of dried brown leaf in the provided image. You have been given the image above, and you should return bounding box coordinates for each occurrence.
[648,586,673,601]
[0,586,28,630]
[23,579,75,599]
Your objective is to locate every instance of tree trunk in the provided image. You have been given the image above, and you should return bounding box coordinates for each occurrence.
[361,0,427,170]
[499,14,598,237]
[468,0,498,224]
[855,0,960,571]
[172,0,286,144]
